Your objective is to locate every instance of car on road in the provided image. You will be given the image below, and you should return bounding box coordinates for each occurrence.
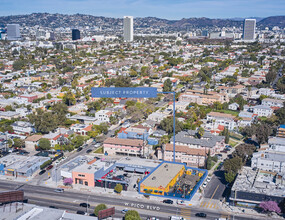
[46,165,53,170]
[77,147,83,152]
[163,199,173,204]
[121,209,128,214]
[54,188,64,193]
[39,170,46,175]
[195,213,207,218]
[76,210,86,215]
[202,182,207,188]
[49,206,58,209]
[86,149,92,153]
[79,203,90,208]
[133,184,136,188]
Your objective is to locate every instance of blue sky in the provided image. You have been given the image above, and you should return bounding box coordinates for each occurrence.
[1,0,285,19]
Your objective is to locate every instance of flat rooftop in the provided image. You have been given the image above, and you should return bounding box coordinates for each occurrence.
[232,167,285,198]
[142,162,184,189]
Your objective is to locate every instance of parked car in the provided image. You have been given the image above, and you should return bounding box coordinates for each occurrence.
[195,213,207,218]
[221,150,228,153]
[54,188,64,193]
[163,199,173,204]
[49,206,58,209]
[76,210,86,215]
[206,177,211,182]
[121,209,128,214]
[77,147,83,152]
[202,182,207,188]
[46,165,53,170]
[39,170,46,175]
[133,184,136,188]
[79,203,90,208]
[86,149,92,153]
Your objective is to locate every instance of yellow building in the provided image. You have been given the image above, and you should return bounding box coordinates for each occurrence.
[140,162,185,196]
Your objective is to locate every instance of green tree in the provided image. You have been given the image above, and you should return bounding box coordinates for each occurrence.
[224,157,242,173]
[163,79,172,92]
[29,109,58,134]
[277,77,285,94]
[71,135,84,148]
[63,91,76,106]
[114,184,123,193]
[13,138,24,148]
[159,117,184,135]
[13,60,25,70]
[197,127,205,138]
[225,171,236,183]
[94,204,107,216]
[125,210,141,220]
[51,103,68,125]
[38,138,51,150]
[46,93,52,99]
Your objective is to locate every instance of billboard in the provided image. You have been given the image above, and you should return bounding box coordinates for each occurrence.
[91,87,157,98]
[98,207,115,219]
[0,190,24,204]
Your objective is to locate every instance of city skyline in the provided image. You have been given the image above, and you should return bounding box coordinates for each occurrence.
[1,0,285,20]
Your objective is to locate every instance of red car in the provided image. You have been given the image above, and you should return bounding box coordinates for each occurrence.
[46,165,53,170]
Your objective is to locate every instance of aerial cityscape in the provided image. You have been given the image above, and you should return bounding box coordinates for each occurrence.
[0,1,285,220]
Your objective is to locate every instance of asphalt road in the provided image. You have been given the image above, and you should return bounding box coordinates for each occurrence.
[204,169,227,200]
[0,180,257,220]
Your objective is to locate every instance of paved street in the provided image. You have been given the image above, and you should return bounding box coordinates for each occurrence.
[0,180,266,220]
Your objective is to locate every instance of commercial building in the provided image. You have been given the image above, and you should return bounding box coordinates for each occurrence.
[72,29,80,40]
[139,162,207,200]
[230,167,285,207]
[0,155,49,177]
[123,16,133,42]
[243,19,256,41]
[7,24,21,41]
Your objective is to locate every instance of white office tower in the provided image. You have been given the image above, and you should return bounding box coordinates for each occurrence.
[123,16,133,42]
[7,24,21,41]
[243,19,256,41]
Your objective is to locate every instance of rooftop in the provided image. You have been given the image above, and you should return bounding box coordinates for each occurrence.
[232,167,285,198]
[142,162,185,188]
[104,137,143,147]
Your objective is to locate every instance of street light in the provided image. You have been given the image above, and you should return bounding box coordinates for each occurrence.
[86,195,90,214]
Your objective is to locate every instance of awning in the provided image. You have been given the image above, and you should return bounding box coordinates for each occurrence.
[116,164,125,168]
[135,168,145,173]
[124,167,135,172]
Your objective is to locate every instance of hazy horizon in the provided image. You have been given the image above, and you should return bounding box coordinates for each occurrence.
[1,0,285,20]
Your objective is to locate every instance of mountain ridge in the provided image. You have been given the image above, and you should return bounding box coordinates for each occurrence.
[0,13,284,29]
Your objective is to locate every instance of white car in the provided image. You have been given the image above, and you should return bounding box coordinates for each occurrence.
[206,177,211,182]
[202,182,207,188]
[121,209,128,214]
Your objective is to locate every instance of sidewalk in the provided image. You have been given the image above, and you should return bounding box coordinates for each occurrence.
[220,201,283,219]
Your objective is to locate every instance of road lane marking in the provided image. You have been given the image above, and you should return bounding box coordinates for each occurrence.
[206,202,210,208]
[210,185,219,200]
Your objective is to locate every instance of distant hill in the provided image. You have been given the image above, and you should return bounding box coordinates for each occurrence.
[0,13,284,30]
[258,16,285,28]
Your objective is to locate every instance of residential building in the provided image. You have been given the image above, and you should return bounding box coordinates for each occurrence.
[164,144,207,167]
[206,112,237,131]
[251,151,285,173]
[7,24,21,41]
[228,103,239,111]
[147,112,168,123]
[95,110,112,123]
[179,90,228,105]
[252,105,273,117]
[123,16,133,42]
[103,138,143,156]
[261,98,284,108]
[243,19,256,41]
[69,124,92,136]
[11,121,35,134]
[0,111,20,120]
[170,130,225,156]
[25,135,42,151]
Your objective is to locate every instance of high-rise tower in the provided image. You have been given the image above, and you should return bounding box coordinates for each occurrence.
[123,16,133,42]
[7,24,21,41]
[243,19,256,41]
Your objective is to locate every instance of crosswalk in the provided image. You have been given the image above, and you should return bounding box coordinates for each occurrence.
[200,200,219,209]
[180,208,191,219]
